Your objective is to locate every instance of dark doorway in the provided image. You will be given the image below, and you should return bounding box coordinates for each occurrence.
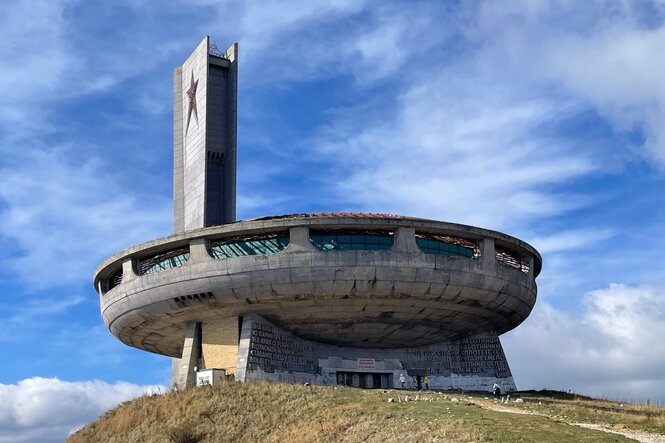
[336,371,393,389]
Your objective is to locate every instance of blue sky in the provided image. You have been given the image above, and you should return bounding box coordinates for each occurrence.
[1,0,665,441]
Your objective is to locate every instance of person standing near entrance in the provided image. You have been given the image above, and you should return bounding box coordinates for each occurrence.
[399,373,406,389]
[424,375,429,390]
[493,382,501,399]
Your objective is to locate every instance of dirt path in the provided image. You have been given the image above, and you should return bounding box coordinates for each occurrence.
[574,423,665,443]
[469,399,665,443]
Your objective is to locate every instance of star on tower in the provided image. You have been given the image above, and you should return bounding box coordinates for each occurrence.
[185,73,199,134]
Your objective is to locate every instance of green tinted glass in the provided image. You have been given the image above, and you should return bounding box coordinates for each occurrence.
[416,238,473,257]
[310,233,393,251]
[210,235,289,259]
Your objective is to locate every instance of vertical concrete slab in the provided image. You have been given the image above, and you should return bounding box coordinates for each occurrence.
[235,316,252,382]
[173,37,238,232]
[217,43,237,225]
[189,237,211,263]
[174,321,200,389]
[171,357,181,386]
[527,255,535,277]
[393,227,419,253]
[173,66,184,232]
[285,226,316,252]
[182,36,209,231]
[481,238,497,272]
[121,257,137,282]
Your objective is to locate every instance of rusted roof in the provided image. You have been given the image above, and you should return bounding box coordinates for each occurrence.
[250,212,430,222]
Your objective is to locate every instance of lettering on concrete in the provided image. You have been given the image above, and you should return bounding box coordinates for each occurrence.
[358,358,375,369]
[247,322,318,374]
[404,336,511,378]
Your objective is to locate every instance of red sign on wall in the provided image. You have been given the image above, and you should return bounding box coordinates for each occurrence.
[358,358,376,369]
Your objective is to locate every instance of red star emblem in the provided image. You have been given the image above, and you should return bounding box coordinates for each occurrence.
[185,73,199,134]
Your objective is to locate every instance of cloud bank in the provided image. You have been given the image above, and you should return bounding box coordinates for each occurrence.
[504,283,665,403]
[0,377,163,443]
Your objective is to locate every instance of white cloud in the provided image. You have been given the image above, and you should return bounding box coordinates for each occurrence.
[9,295,85,321]
[504,283,665,402]
[0,0,74,103]
[0,1,189,139]
[0,146,170,290]
[0,377,163,443]
[0,0,74,138]
[189,0,367,84]
[528,229,614,254]
[471,0,665,166]
[541,25,665,165]
[309,69,595,231]
[188,0,456,86]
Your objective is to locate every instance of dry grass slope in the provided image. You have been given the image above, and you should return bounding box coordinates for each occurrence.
[68,383,664,443]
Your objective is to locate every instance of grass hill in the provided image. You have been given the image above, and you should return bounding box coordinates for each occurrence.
[68,382,665,443]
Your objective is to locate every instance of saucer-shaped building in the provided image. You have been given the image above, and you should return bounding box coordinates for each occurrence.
[93,37,540,391]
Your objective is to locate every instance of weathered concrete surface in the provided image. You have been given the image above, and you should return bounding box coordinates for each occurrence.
[94,214,540,358]
[174,321,200,389]
[236,314,516,392]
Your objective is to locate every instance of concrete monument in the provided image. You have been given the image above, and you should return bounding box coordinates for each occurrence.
[94,37,541,392]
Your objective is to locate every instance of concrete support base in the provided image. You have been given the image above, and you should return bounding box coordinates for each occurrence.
[234,314,516,393]
[174,321,201,389]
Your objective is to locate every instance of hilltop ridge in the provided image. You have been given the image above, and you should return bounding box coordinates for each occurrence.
[68,382,665,442]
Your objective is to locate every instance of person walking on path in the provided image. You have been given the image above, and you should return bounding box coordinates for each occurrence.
[493,383,501,399]
[399,374,406,389]
[424,375,429,390]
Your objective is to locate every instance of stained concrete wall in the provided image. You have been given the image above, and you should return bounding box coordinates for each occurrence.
[236,314,516,392]
[201,317,239,375]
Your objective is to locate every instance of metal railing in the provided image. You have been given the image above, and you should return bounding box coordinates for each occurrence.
[108,267,123,290]
[415,233,480,258]
[136,247,190,276]
[209,233,289,259]
[495,246,530,273]
[209,42,230,59]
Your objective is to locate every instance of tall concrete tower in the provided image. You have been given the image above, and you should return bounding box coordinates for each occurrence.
[173,36,238,232]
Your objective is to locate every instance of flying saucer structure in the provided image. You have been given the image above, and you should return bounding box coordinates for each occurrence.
[94,37,541,391]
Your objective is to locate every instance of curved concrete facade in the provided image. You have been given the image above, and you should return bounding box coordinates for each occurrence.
[94,214,540,359]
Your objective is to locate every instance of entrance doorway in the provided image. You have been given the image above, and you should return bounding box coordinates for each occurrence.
[336,372,392,389]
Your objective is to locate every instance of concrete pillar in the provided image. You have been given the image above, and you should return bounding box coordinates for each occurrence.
[121,257,138,282]
[285,226,316,252]
[174,321,201,389]
[171,357,181,384]
[188,237,211,263]
[526,255,534,276]
[235,315,254,382]
[481,238,497,272]
[392,227,419,254]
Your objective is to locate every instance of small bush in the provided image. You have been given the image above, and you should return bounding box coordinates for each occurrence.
[168,423,202,443]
